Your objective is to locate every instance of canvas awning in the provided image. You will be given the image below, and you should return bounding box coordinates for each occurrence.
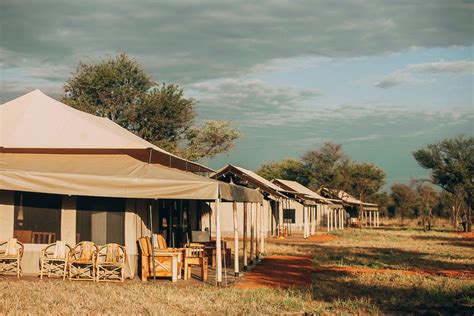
[211,164,289,199]
[321,188,378,211]
[272,179,329,204]
[0,90,213,173]
[0,153,262,203]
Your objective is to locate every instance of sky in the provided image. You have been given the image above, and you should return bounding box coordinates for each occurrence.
[1,0,473,188]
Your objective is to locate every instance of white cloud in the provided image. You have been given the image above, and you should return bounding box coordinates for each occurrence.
[374,60,474,89]
[407,60,474,74]
[374,71,414,89]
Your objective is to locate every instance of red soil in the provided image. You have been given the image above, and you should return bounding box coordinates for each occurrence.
[234,256,313,289]
[457,232,474,239]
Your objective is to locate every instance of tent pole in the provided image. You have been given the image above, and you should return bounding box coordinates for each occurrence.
[243,202,248,271]
[256,202,260,261]
[260,204,268,254]
[215,198,222,286]
[250,203,255,264]
[232,201,239,277]
[149,200,156,281]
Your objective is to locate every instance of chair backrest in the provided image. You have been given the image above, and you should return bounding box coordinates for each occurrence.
[52,241,68,259]
[79,241,96,261]
[138,237,151,256]
[153,234,168,250]
[105,244,122,263]
[185,244,205,258]
[5,238,19,256]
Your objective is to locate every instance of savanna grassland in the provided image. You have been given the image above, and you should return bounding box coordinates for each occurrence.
[0,228,473,315]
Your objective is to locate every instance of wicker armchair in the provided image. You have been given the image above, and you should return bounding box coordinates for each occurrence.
[0,238,24,278]
[68,241,98,281]
[96,243,127,282]
[40,241,72,280]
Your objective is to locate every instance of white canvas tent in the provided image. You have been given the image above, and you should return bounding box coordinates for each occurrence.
[0,89,212,173]
[0,90,262,283]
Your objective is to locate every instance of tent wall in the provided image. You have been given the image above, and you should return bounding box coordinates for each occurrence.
[0,190,231,277]
[206,200,273,238]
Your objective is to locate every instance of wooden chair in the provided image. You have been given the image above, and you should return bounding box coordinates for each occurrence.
[138,236,179,282]
[183,243,208,281]
[153,234,184,278]
[68,241,98,281]
[40,241,72,280]
[96,243,127,282]
[0,238,24,278]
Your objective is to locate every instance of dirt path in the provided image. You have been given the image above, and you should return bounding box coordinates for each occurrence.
[234,255,313,289]
[313,266,474,279]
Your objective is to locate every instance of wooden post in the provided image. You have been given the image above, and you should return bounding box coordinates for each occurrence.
[377,212,380,227]
[369,211,372,228]
[243,202,248,271]
[326,206,330,232]
[215,198,222,285]
[260,203,265,254]
[232,201,239,277]
[256,202,260,261]
[341,208,345,230]
[250,203,255,264]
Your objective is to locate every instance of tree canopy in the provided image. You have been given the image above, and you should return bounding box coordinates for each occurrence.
[62,53,239,161]
[256,159,310,186]
[413,135,473,231]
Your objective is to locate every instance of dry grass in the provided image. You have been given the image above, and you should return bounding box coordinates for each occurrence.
[1,228,473,314]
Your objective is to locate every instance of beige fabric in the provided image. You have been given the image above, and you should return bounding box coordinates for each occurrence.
[0,153,262,202]
[212,165,288,197]
[105,244,120,263]
[52,241,67,259]
[0,89,211,173]
[80,242,95,261]
[5,238,18,256]
[273,179,328,203]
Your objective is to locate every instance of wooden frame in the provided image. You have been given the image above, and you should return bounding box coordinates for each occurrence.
[40,241,72,280]
[0,239,24,278]
[68,241,98,281]
[138,237,179,282]
[183,243,208,281]
[96,243,127,282]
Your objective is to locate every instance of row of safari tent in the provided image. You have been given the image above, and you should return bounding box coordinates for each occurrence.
[0,90,378,282]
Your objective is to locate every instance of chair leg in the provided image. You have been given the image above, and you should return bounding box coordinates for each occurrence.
[202,257,208,282]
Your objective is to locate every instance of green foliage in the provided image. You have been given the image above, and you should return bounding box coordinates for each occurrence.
[181,121,241,161]
[256,159,310,186]
[301,142,348,190]
[342,161,386,201]
[62,53,239,161]
[390,183,417,221]
[413,135,473,230]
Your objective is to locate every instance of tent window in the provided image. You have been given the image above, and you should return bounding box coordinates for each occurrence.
[283,208,296,224]
[13,192,62,244]
[76,196,125,245]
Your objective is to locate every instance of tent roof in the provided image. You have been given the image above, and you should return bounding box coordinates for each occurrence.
[272,179,328,203]
[0,90,213,173]
[0,153,262,203]
[211,164,288,199]
[321,188,378,209]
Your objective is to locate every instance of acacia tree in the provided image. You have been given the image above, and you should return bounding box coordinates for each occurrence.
[415,184,438,231]
[390,183,417,223]
[344,161,386,205]
[301,142,348,192]
[413,135,474,231]
[62,53,239,161]
[256,159,310,186]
